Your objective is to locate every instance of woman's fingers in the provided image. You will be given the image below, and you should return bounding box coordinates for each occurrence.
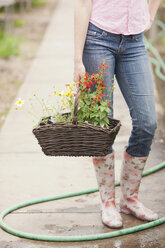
[74,61,86,88]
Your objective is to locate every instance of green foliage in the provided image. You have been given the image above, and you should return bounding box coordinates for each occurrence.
[161,35,165,46]
[0,8,4,13]
[14,19,26,28]
[77,99,111,128]
[32,0,47,7]
[0,32,20,59]
[77,62,114,128]
[14,63,114,129]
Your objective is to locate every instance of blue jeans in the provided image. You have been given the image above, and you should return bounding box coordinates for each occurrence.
[82,22,157,157]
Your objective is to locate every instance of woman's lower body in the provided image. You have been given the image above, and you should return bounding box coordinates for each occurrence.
[83,22,159,228]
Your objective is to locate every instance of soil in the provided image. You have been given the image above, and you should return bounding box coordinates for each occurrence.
[0,0,58,129]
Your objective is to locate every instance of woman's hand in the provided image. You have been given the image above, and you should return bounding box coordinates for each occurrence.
[74,61,86,88]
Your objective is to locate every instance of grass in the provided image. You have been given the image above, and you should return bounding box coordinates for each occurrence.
[14,19,26,28]
[0,32,21,59]
[32,0,47,7]
[13,80,22,88]
[1,107,10,117]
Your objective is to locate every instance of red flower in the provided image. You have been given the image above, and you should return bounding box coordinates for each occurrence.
[91,105,93,108]
[107,103,111,107]
[85,72,90,80]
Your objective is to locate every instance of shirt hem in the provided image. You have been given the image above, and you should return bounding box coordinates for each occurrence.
[89,19,149,35]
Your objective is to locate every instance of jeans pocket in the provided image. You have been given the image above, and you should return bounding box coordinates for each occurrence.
[86,29,104,39]
[133,32,144,42]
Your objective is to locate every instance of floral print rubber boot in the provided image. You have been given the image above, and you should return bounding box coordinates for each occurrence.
[119,146,159,221]
[93,152,123,228]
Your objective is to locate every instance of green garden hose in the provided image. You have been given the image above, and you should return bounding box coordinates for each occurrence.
[0,161,165,242]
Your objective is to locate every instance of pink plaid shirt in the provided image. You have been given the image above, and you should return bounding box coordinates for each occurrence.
[89,0,150,35]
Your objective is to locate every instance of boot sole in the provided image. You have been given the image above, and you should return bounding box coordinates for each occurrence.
[101,219,123,229]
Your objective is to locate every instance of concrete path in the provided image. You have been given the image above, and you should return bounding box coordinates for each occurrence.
[0,0,165,247]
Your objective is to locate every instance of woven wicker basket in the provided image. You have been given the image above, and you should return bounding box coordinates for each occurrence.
[32,87,121,157]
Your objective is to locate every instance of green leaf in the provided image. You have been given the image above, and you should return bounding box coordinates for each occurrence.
[105,118,109,124]
[100,111,107,120]
[100,121,105,127]
[100,106,105,112]
[105,107,110,113]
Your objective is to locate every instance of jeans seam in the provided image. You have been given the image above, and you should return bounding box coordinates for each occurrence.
[117,64,143,156]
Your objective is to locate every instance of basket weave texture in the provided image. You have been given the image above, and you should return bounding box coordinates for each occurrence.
[32,87,121,157]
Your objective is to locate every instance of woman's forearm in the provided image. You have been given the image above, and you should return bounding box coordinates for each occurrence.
[148,0,161,22]
[74,0,92,63]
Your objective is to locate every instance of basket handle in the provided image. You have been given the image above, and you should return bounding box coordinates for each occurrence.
[72,82,81,125]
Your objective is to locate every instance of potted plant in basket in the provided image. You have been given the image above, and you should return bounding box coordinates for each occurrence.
[14,61,121,157]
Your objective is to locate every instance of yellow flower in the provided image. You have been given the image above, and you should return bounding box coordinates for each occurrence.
[71,82,77,86]
[57,91,64,97]
[54,90,58,95]
[62,102,67,106]
[14,106,18,110]
[15,98,24,107]
[65,90,72,97]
